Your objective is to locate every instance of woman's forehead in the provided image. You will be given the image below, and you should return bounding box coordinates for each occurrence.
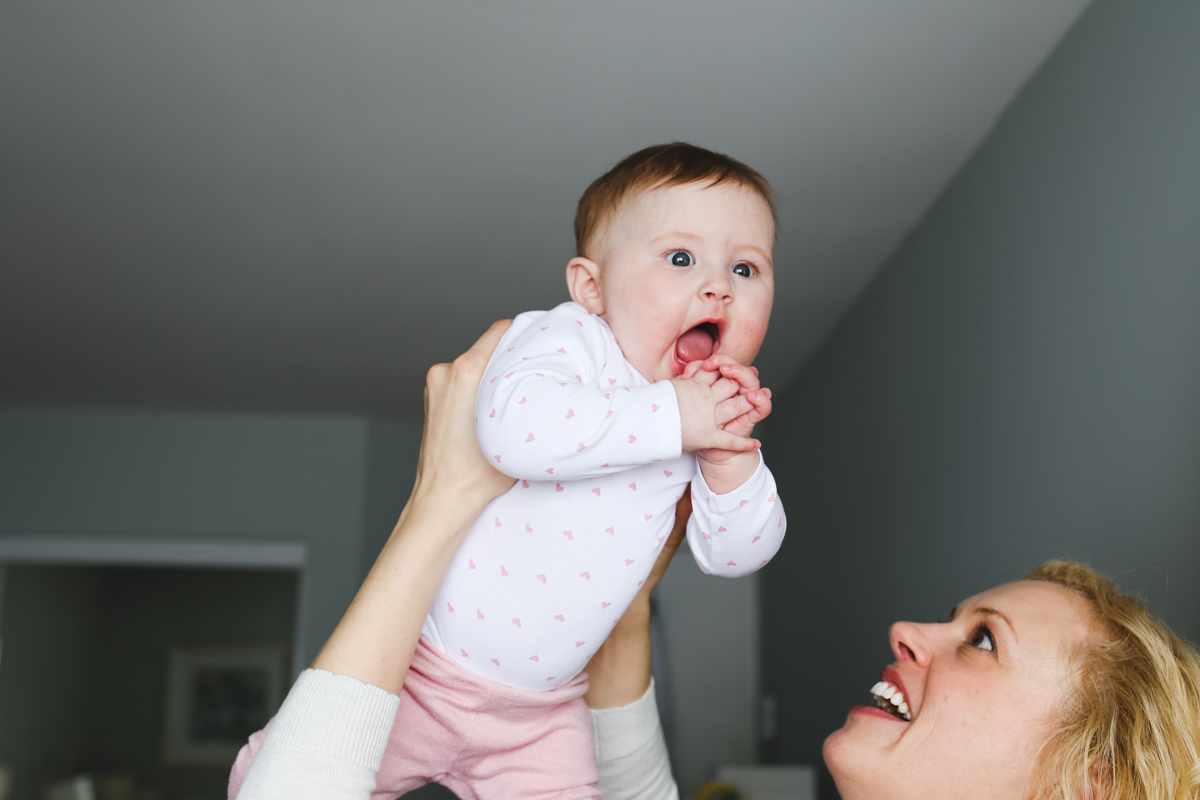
[960,581,1096,656]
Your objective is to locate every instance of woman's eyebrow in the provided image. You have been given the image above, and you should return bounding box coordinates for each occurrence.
[976,606,1018,641]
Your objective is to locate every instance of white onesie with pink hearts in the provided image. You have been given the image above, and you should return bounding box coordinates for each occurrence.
[421,301,786,691]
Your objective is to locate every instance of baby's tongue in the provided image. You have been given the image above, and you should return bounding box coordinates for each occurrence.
[675,327,715,364]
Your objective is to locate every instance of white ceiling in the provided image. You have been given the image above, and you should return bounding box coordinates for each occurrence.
[0,0,1091,419]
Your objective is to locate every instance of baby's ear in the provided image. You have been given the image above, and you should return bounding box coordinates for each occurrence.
[566,257,604,316]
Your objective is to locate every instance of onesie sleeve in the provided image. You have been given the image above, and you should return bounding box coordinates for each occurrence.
[685,452,787,578]
[476,302,682,481]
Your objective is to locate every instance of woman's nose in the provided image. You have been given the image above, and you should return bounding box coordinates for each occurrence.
[889,621,933,668]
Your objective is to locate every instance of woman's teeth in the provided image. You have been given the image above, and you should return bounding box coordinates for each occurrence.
[869,681,912,721]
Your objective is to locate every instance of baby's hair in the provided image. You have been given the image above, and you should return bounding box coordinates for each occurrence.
[1027,561,1200,800]
[574,142,776,258]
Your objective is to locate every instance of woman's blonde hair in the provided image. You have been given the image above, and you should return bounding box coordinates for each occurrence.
[1028,561,1200,800]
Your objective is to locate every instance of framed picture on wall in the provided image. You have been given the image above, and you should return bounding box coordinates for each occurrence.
[162,644,288,765]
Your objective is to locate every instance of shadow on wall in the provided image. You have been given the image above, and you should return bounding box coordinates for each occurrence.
[0,566,296,800]
[759,1,1200,798]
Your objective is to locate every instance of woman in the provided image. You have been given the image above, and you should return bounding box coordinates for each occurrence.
[234,322,1200,800]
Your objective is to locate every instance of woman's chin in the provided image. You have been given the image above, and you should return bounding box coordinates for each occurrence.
[823,707,905,798]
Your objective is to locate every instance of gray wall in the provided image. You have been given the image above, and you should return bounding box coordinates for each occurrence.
[760,1,1200,796]
[0,408,377,667]
[0,566,103,800]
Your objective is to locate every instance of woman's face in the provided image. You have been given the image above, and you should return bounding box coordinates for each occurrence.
[823,580,1096,800]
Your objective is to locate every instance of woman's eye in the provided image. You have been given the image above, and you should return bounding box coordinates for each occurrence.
[970,625,996,653]
[669,251,694,267]
[732,263,754,278]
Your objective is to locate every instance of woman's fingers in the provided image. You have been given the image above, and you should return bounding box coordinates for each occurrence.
[415,320,517,504]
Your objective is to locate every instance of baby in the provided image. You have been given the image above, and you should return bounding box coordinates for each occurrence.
[357,144,786,800]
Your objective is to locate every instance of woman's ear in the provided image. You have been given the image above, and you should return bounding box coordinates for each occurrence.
[566,257,604,316]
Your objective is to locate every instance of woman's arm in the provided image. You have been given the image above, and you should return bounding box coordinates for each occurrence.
[583,494,688,800]
[312,320,516,693]
[232,322,515,800]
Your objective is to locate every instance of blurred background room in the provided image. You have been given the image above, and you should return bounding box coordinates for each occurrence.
[1,1,1198,799]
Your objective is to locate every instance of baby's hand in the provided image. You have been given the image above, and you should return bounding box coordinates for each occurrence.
[670,366,760,455]
[684,354,760,396]
[683,354,773,468]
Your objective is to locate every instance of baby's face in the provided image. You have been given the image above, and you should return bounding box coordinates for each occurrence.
[578,181,775,382]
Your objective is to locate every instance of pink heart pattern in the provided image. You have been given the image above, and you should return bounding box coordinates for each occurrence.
[625,558,634,566]
[500,566,509,577]
[537,574,547,583]
[525,433,535,442]
[605,527,615,535]
[592,488,601,496]
[554,614,565,621]
[477,609,485,619]
[492,658,500,666]
[563,531,573,540]
[512,618,522,628]
[526,523,533,532]
[566,409,575,419]
[447,603,455,613]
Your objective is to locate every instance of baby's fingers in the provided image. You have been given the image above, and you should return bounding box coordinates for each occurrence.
[710,430,760,453]
[716,362,760,393]
[743,388,773,424]
[715,394,754,427]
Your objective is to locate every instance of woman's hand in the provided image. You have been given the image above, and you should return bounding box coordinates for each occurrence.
[583,492,691,709]
[408,320,518,514]
[312,320,515,694]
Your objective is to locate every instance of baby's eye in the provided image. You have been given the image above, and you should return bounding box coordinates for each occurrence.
[969,625,995,653]
[668,251,694,267]
[732,263,754,278]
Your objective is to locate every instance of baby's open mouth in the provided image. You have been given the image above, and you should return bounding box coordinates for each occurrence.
[674,322,720,364]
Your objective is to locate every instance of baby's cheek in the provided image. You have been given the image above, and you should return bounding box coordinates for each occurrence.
[727,315,770,365]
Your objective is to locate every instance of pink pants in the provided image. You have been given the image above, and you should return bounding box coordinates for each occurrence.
[229,637,599,800]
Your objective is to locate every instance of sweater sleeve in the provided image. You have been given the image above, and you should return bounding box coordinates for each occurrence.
[476,303,681,481]
[230,668,677,800]
[590,680,679,800]
[686,452,787,578]
[229,669,399,800]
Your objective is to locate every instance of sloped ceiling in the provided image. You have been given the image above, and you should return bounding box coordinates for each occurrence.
[0,0,1091,418]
